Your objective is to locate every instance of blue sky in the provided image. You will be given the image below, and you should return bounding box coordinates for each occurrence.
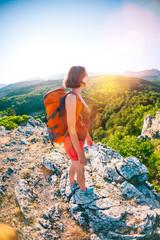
[0,0,160,84]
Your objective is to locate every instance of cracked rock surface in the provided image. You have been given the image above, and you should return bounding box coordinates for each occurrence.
[139,111,160,139]
[0,117,160,240]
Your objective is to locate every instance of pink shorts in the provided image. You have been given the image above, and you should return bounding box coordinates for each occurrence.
[63,135,85,161]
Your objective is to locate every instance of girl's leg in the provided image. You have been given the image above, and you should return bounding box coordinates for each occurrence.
[72,161,86,191]
[69,163,76,184]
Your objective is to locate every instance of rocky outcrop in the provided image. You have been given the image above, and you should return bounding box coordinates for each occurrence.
[15,179,37,220]
[139,111,160,139]
[43,143,160,240]
[0,116,160,239]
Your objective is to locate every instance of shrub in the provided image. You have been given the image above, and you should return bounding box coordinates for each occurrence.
[7,108,16,116]
[0,115,29,129]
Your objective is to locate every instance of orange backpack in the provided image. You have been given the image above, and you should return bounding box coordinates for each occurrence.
[44,88,82,145]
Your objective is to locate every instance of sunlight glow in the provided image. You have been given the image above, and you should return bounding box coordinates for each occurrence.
[0,0,159,84]
[98,1,160,73]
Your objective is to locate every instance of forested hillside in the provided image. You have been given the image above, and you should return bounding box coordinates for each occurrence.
[0,74,160,192]
[83,75,160,136]
[0,79,44,98]
[83,75,160,192]
[0,79,62,116]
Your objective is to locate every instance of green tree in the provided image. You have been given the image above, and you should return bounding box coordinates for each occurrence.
[7,108,16,116]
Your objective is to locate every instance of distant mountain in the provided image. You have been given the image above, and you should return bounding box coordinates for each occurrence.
[118,69,160,83]
[49,72,100,80]
[0,79,45,98]
[0,74,67,98]
[25,74,66,81]
[49,73,66,80]
[0,83,6,89]
[0,72,102,98]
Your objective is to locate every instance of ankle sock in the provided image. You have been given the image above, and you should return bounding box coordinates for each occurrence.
[80,187,87,192]
[70,180,75,185]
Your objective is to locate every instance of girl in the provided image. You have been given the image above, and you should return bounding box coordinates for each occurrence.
[63,66,94,195]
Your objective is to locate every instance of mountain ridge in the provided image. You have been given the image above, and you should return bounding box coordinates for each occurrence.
[117,69,160,83]
[1,73,160,99]
[1,68,159,97]
[0,83,6,89]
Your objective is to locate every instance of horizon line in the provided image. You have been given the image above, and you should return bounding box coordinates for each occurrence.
[0,68,160,85]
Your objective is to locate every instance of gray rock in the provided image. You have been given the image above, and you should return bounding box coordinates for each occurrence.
[50,189,60,201]
[32,175,41,187]
[85,170,95,187]
[23,226,34,240]
[90,145,123,179]
[69,199,88,226]
[59,170,68,201]
[115,157,148,181]
[136,184,160,208]
[29,137,38,143]
[17,126,22,132]
[39,218,52,229]
[35,118,43,127]
[0,126,6,136]
[40,209,49,220]
[49,150,69,171]
[24,127,34,136]
[152,190,160,201]
[34,223,59,240]
[0,126,5,131]
[130,173,149,185]
[90,233,107,240]
[41,150,68,175]
[125,205,158,236]
[118,181,146,203]
[6,167,14,175]
[56,142,160,238]
[40,229,59,240]
[85,205,127,233]
[145,181,154,190]
[0,183,5,196]
[34,223,43,232]
[7,157,18,162]
[10,140,17,145]
[20,138,28,145]
[42,135,50,144]
[139,111,160,139]
[153,227,160,239]
[50,175,58,188]
[104,161,125,183]
[107,231,146,239]
[73,190,98,205]
[54,222,63,231]
[85,197,121,210]
[1,143,5,148]
[85,209,110,232]
[15,179,36,220]
[27,116,36,127]
[41,156,59,174]
[48,203,61,222]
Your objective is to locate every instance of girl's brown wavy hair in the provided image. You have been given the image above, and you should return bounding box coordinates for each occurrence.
[63,66,86,88]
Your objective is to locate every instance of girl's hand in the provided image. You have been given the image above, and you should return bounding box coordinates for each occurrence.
[86,133,93,146]
[78,152,87,165]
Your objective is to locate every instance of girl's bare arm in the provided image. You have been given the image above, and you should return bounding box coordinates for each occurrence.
[65,93,87,165]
